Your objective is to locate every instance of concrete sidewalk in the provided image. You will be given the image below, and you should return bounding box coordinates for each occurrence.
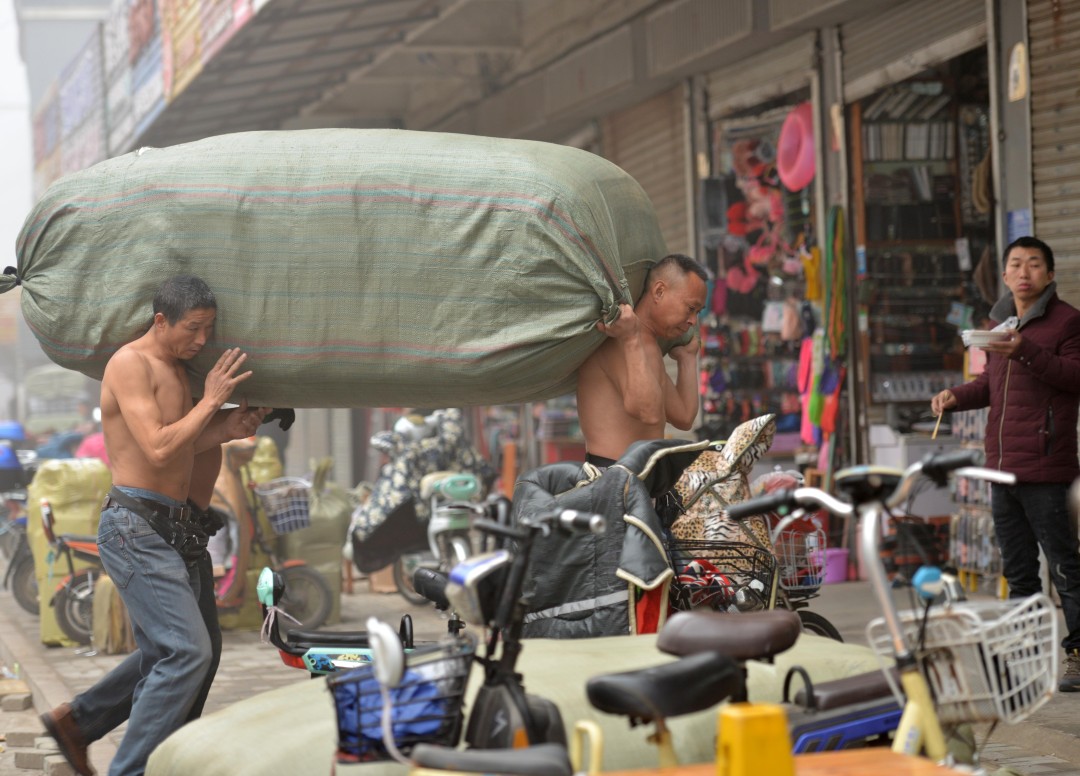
[2,576,1080,775]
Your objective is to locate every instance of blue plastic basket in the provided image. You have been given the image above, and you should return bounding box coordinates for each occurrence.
[327,634,475,763]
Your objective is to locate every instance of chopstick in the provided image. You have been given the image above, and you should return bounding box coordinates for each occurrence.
[932,412,943,440]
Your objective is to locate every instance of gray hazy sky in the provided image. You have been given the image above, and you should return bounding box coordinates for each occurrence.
[0,0,31,266]
[0,0,32,416]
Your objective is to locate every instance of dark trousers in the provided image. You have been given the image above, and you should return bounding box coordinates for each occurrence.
[991,482,1080,651]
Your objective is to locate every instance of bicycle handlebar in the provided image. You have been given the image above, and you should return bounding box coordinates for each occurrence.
[722,451,1017,666]
[474,509,607,541]
[725,451,1014,521]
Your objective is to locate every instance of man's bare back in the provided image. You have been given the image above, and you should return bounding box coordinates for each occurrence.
[576,256,708,462]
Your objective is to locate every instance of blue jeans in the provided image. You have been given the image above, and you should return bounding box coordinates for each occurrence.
[991,482,1080,651]
[70,500,213,776]
[72,551,221,741]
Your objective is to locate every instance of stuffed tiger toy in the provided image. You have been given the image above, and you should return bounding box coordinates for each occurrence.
[670,413,778,551]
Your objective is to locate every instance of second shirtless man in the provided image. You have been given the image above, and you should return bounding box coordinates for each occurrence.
[576,254,708,466]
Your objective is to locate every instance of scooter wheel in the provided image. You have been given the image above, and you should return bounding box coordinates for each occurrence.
[279,565,333,630]
[8,551,39,615]
[797,609,843,642]
[54,569,99,645]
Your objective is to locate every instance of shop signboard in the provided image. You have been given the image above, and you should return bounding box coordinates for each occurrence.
[33,148,62,200]
[102,0,130,80]
[163,0,203,99]
[107,72,135,156]
[103,0,135,155]
[201,0,253,61]
[61,111,106,178]
[59,30,104,142]
[129,0,166,139]
[32,84,60,166]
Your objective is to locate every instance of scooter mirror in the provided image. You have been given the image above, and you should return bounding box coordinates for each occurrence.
[445,550,511,626]
[256,566,284,607]
[367,616,405,687]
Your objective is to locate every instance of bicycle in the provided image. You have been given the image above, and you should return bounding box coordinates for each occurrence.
[723,450,1057,768]
[668,474,843,641]
[210,437,334,630]
[38,497,104,644]
[361,451,1050,775]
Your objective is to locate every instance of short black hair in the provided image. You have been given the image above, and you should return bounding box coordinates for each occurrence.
[1004,236,1054,273]
[647,253,710,285]
[153,275,217,324]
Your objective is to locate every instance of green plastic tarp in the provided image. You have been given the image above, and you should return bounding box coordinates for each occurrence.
[5,129,667,408]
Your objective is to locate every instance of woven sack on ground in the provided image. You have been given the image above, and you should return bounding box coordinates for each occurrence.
[7,129,666,408]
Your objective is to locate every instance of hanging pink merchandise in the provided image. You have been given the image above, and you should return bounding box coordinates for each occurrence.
[777,102,815,192]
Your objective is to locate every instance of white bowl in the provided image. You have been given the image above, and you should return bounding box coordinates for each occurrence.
[962,329,1011,348]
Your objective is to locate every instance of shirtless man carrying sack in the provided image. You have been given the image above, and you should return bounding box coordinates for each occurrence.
[576,253,708,466]
[42,275,268,776]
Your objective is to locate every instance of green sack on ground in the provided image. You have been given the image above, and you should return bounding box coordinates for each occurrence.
[9,129,667,408]
[278,457,351,624]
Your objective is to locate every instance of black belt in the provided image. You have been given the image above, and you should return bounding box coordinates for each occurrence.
[104,487,193,523]
[104,486,207,565]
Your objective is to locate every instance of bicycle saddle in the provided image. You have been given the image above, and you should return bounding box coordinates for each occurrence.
[587,651,742,723]
[410,743,573,776]
[657,609,801,661]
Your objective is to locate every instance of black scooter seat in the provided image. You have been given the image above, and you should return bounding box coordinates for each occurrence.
[411,743,572,776]
[285,629,372,648]
[587,651,741,723]
[657,609,801,661]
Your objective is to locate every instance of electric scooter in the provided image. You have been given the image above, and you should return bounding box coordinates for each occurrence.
[39,497,105,644]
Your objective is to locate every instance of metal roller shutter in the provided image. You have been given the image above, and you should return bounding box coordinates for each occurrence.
[601,84,692,257]
[705,33,816,119]
[842,0,986,102]
[1029,0,1080,303]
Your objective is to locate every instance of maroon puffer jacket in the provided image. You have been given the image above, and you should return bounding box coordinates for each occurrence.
[951,289,1080,483]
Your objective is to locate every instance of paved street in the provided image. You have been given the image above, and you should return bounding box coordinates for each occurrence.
[2,571,1080,774]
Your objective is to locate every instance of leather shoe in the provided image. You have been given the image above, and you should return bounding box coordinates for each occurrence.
[41,703,95,776]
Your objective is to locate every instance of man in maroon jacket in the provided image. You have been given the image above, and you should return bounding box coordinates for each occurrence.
[932,235,1080,692]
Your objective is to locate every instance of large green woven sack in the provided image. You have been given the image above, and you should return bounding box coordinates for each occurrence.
[6,129,667,408]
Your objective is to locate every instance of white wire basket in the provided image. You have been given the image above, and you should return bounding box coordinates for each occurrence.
[253,476,312,534]
[773,527,826,593]
[866,593,1058,725]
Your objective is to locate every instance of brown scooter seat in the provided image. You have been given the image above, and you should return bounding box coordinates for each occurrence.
[657,609,801,662]
[791,666,898,711]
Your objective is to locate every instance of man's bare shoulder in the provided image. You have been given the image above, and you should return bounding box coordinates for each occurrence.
[579,339,615,377]
[102,343,151,383]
